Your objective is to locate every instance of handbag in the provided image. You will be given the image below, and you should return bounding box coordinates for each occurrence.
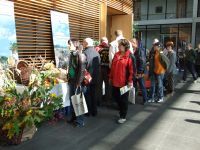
[83,69,92,85]
[128,87,135,104]
[71,87,88,116]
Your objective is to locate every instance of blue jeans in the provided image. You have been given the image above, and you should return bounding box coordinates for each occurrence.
[69,83,85,126]
[134,77,148,103]
[150,73,164,100]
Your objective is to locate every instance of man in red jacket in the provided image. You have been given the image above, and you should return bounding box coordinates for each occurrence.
[110,39,134,124]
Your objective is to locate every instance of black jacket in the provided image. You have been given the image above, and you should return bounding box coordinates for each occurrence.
[134,47,146,74]
[68,51,87,86]
[83,46,101,85]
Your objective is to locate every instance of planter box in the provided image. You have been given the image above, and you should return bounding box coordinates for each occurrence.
[0,128,23,145]
[0,125,37,145]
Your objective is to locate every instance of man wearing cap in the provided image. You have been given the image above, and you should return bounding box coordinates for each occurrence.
[148,40,166,103]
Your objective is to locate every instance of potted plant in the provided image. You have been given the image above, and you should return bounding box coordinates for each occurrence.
[0,68,63,145]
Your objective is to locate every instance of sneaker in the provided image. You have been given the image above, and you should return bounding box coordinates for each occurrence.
[157,98,164,103]
[148,99,155,103]
[73,122,85,128]
[118,118,126,124]
[181,80,187,83]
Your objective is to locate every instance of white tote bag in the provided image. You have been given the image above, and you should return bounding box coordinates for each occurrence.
[71,87,88,116]
[128,87,135,104]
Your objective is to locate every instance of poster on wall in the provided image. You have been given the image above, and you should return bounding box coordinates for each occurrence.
[50,10,70,69]
[0,0,17,68]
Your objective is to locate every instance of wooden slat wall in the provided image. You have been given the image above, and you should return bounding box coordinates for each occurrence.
[11,0,100,62]
[107,0,133,14]
[9,0,133,62]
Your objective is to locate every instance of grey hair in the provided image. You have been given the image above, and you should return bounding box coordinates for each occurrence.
[84,38,94,47]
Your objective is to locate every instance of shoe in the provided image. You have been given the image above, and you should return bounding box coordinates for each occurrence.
[73,122,85,128]
[118,118,126,124]
[85,113,90,117]
[142,101,147,105]
[194,80,197,83]
[91,112,97,117]
[67,118,75,124]
[148,99,155,103]
[181,80,187,83]
[157,98,164,103]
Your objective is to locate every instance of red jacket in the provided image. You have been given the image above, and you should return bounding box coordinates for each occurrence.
[110,50,134,87]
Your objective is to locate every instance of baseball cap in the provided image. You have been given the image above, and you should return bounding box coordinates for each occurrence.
[152,38,159,45]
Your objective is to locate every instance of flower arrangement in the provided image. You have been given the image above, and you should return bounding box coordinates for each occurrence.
[0,66,63,142]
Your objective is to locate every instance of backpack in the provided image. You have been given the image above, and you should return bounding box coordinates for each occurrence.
[159,52,170,70]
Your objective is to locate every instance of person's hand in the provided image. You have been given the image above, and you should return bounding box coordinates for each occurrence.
[136,73,144,78]
[128,82,133,88]
[76,84,80,88]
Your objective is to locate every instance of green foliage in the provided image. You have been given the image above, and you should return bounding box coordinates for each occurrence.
[0,69,63,139]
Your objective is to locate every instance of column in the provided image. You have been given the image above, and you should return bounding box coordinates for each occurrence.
[192,0,198,46]
[99,1,107,40]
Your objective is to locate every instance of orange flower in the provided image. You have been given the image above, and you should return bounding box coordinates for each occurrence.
[44,80,50,88]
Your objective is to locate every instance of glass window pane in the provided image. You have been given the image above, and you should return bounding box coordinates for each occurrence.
[146,26,160,49]
[137,26,147,47]
[134,0,148,21]
[177,0,187,18]
[161,24,178,34]
[166,0,177,19]
[196,23,200,47]
[186,0,193,18]
[179,24,192,43]
[198,0,200,17]
[148,0,166,20]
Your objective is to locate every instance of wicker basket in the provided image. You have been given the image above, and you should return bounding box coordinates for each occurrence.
[16,60,32,86]
[17,60,29,69]
[20,66,32,86]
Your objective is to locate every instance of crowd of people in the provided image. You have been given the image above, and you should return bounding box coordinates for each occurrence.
[66,30,200,127]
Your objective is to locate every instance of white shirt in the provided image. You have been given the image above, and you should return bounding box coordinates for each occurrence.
[109,35,133,68]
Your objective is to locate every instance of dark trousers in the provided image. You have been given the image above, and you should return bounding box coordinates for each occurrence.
[178,58,185,71]
[183,61,198,81]
[166,72,174,93]
[195,65,200,77]
[112,86,129,119]
[85,84,98,116]
[99,66,111,104]
[134,77,148,103]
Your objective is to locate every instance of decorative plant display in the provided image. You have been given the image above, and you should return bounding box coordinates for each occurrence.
[0,66,63,143]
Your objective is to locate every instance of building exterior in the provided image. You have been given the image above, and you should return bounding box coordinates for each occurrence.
[134,0,200,50]
[7,0,133,62]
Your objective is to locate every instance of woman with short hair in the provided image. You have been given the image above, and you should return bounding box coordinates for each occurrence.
[165,41,177,94]
[110,39,135,124]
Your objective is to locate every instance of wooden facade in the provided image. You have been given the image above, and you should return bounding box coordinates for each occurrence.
[10,0,133,62]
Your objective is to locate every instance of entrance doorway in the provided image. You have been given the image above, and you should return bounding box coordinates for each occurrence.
[106,7,133,42]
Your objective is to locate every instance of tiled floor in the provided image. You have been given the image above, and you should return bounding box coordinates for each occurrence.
[1,79,200,150]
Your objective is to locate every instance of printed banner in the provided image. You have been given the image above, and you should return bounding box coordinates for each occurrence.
[50,11,70,68]
[0,0,17,67]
